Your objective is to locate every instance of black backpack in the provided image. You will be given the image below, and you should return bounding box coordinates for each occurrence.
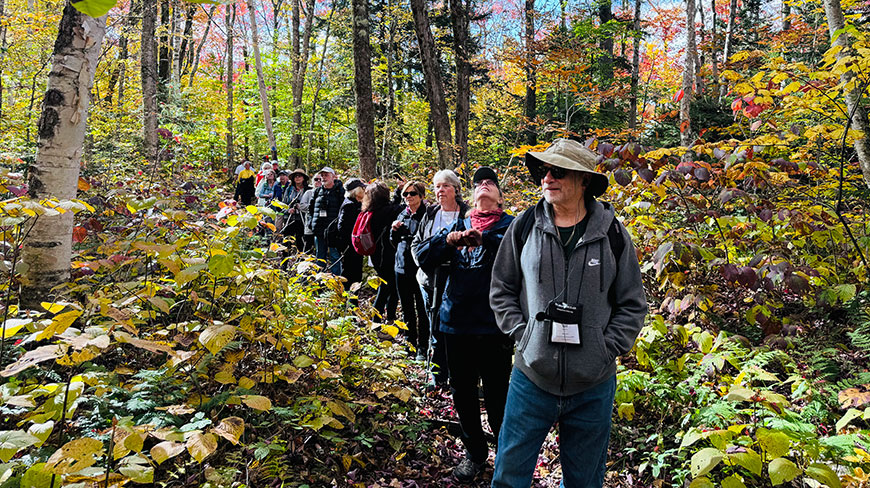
[515,203,625,265]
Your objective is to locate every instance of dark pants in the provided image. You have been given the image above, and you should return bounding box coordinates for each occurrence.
[373,267,398,322]
[420,284,448,385]
[395,270,429,354]
[444,333,513,463]
[341,247,363,286]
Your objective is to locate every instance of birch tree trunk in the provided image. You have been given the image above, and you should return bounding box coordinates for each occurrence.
[141,0,159,163]
[248,0,278,161]
[680,0,696,161]
[451,0,470,164]
[629,0,641,130]
[409,0,453,169]
[351,0,377,179]
[719,0,738,101]
[226,4,235,171]
[823,0,870,187]
[20,3,106,307]
[523,0,537,145]
[709,0,719,96]
[291,0,315,167]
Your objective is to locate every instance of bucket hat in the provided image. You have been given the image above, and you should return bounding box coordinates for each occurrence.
[288,168,309,185]
[525,138,609,197]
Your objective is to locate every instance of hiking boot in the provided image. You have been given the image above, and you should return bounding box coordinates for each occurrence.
[453,457,484,483]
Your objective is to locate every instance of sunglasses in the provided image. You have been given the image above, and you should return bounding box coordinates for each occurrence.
[529,163,568,181]
[474,179,496,188]
[402,191,419,197]
[314,178,322,182]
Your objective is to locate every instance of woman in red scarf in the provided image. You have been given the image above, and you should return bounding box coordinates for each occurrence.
[412,166,515,483]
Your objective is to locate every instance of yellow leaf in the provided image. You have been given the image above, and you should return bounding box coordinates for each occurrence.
[41,302,65,314]
[327,401,356,423]
[46,437,103,474]
[149,296,171,314]
[389,387,413,403]
[214,366,236,385]
[237,377,256,389]
[198,323,237,355]
[185,432,218,463]
[123,428,146,453]
[245,205,259,215]
[0,318,31,339]
[150,441,185,465]
[382,324,399,338]
[213,417,245,445]
[240,395,272,411]
[77,177,91,192]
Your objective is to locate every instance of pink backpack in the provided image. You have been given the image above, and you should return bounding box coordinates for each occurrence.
[351,211,376,255]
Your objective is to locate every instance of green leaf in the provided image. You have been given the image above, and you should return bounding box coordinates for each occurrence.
[688,476,714,488]
[699,330,713,353]
[835,408,864,432]
[727,386,755,402]
[20,463,57,488]
[680,428,704,449]
[805,463,842,488]
[118,454,154,483]
[691,447,724,477]
[757,428,790,460]
[769,458,802,486]
[293,355,314,368]
[721,474,747,488]
[208,253,234,277]
[728,448,762,476]
[70,0,118,17]
[0,430,41,462]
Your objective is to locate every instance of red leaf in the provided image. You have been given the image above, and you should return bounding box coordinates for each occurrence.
[72,226,88,243]
[674,89,684,102]
[731,98,743,113]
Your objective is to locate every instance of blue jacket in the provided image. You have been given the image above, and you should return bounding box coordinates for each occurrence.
[415,211,514,335]
[390,204,427,275]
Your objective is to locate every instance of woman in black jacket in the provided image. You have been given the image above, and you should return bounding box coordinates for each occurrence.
[390,181,429,358]
[336,179,366,286]
[363,182,403,322]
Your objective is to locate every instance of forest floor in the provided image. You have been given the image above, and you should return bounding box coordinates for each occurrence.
[363,350,631,488]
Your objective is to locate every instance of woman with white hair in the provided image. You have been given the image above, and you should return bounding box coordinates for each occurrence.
[411,169,469,388]
[335,178,367,287]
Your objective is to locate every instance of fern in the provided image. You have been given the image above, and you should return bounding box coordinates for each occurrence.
[847,309,870,354]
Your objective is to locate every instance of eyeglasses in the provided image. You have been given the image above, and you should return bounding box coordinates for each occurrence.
[402,191,419,197]
[530,163,568,181]
[474,179,496,188]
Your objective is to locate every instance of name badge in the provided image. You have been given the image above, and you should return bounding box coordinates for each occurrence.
[319,210,327,217]
[550,322,581,344]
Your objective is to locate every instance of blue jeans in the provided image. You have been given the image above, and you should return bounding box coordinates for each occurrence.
[314,236,341,275]
[492,368,616,488]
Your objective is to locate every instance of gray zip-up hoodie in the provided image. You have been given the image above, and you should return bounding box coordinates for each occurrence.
[490,198,648,396]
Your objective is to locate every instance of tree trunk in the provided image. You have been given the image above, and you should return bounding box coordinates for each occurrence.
[629,0,642,130]
[823,0,870,186]
[598,0,616,126]
[105,0,136,105]
[782,0,791,31]
[247,0,278,161]
[351,0,377,179]
[291,0,315,167]
[523,0,536,145]
[177,4,196,75]
[381,0,396,171]
[409,0,453,169]
[451,0,471,164]
[680,0,696,161]
[158,0,171,103]
[307,5,334,171]
[226,4,235,170]
[710,0,719,96]
[720,0,737,100]
[188,5,217,88]
[141,0,159,163]
[21,3,106,307]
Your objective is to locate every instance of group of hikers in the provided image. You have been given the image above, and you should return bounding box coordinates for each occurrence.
[232,139,648,487]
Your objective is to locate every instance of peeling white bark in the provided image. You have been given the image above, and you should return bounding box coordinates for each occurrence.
[20,4,106,307]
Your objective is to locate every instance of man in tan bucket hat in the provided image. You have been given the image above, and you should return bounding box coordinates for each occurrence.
[489,138,648,487]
